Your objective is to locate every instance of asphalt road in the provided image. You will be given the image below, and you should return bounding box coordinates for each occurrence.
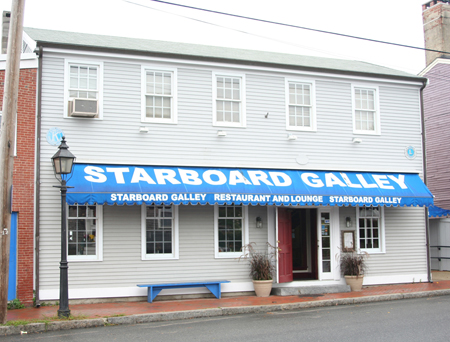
[3,295,450,341]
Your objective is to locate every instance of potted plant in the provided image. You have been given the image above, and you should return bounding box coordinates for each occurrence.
[240,242,278,297]
[339,250,369,291]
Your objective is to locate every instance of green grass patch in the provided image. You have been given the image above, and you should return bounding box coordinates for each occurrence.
[3,314,90,327]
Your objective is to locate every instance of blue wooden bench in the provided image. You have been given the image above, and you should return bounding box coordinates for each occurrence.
[137,281,230,303]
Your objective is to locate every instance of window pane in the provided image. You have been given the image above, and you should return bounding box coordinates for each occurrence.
[78,206,87,217]
[217,205,243,253]
[146,205,173,255]
[69,206,78,217]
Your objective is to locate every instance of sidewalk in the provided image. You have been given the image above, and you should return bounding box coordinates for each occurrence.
[3,276,450,336]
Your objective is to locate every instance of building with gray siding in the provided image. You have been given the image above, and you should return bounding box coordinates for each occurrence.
[24,26,433,302]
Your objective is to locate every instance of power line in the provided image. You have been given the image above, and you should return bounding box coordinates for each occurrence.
[123,0,357,62]
[149,0,450,55]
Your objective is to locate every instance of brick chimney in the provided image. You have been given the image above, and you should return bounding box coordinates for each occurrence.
[1,11,10,54]
[423,1,450,66]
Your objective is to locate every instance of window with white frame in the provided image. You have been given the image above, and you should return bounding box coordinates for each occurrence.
[357,207,384,253]
[65,60,102,119]
[214,74,245,127]
[287,80,315,131]
[142,69,176,123]
[68,64,99,100]
[142,205,179,260]
[68,205,103,261]
[353,86,380,134]
[215,204,248,258]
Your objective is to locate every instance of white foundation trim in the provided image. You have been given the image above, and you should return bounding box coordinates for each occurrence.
[363,273,429,286]
[39,282,254,301]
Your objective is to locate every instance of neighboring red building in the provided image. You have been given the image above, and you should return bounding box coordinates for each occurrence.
[0,10,37,305]
[421,0,450,271]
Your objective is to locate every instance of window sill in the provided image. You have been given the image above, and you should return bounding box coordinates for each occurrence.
[68,257,103,262]
[142,255,179,261]
[213,122,246,128]
[215,252,244,259]
[353,130,381,136]
[286,126,316,132]
[359,250,385,255]
[141,119,177,125]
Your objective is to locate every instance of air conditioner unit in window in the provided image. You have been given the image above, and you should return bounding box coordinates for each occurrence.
[68,98,98,118]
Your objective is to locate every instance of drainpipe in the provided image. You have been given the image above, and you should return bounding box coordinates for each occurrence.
[420,80,432,284]
[34,45,42,307]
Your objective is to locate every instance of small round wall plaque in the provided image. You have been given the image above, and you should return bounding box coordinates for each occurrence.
[46,128,64,146]
[405,146,416,159]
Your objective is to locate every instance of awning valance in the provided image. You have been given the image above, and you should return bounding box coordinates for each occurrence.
[66,164,434,207]
[429,205,450,218]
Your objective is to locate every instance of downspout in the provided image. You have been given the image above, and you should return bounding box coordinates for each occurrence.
[34,45,42,307]
[420,80,432,284]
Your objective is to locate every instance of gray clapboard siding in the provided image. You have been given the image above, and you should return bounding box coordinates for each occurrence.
[39,52,424,173]
[38,50,427,293]
[40,204,262,290]
[365,207,427,276]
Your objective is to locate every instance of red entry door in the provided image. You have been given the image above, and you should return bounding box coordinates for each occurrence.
[278,208,293,283]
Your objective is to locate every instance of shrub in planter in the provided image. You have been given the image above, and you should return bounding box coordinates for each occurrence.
[240,242,278,297]
[338,250,369,291]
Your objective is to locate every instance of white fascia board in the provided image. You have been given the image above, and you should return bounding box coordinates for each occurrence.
[419,58,450,76]
[42,47,425,87]
[0,53,38,70]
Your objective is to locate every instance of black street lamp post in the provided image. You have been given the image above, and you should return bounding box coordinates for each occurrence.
[51,136,76,318]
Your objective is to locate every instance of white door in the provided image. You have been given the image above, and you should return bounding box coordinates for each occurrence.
[317,207,339,280]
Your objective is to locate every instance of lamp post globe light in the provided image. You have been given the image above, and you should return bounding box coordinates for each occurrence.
[51,136,76,318]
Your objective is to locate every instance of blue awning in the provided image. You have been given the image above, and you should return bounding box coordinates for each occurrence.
[66,164,434,207]
[429,205,450,218]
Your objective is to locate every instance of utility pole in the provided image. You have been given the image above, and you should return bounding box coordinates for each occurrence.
[0,0,25,324]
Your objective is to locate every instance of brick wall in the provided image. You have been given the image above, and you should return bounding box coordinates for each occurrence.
[0,68,37,305]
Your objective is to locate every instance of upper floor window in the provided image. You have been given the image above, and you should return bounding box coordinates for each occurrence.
[141,205,179,260]
[65,60,103,119]
[353,86,380,135]
[213,73,245,127]
[69,64,98,99]
[286,80,316,131]
[142,68,177,124]
[357,207,384,254]
[68,204,103,261]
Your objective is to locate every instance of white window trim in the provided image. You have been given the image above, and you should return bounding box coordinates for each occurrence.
[67,205,103,262]
[285,78,317,132]
[351,84,381,135]
[214,204,249,259]
[212,72,246,128]
[64,59,103,119]
[141,66,177,124]
[141,204,179,260]
[356,206,386,254]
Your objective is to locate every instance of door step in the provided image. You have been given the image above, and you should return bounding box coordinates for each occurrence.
[272,284,350,296]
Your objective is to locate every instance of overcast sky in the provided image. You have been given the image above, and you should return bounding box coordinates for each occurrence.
[1,0,429,74]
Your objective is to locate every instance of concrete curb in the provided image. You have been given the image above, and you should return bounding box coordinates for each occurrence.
[2,289,450,336]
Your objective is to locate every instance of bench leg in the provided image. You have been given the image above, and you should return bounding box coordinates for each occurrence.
[205,283,221,299]
[147,287,162,303]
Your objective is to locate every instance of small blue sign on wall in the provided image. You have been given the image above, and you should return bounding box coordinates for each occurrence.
[46,128,64,146]
[405,146,416,159]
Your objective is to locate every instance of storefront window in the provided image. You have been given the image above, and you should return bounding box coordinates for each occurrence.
[358,207,384,253]
[215,204,248,258]
[68,204,103,261]
[142,205,179,260]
